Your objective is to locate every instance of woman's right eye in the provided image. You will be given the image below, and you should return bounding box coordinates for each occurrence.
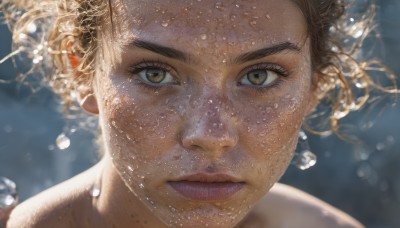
[138,68,174,84]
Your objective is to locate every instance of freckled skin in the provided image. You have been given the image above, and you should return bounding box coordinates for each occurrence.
[11,0,368,228]
[92,0,314,227]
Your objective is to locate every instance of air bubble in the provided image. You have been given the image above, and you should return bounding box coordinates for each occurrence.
[56,133,70,150]
[298,130,308,141]
[27,22,37,33]
[293,150,317,170]
[0,177,18,209]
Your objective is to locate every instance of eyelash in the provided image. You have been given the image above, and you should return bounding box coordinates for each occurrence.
[127,60,289,93]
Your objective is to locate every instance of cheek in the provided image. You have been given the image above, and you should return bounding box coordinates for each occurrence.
[237,91,308,187]
[102,92,181,162]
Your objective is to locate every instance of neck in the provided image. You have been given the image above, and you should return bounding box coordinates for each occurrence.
[94,155,167,228]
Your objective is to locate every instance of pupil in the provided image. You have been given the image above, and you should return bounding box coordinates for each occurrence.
[146,69,165,83]
[248,70,268,85]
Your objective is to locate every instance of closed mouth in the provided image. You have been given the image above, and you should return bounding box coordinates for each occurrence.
[167,173,245,201]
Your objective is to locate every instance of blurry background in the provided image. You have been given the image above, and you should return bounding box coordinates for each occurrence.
[0,1,399,227]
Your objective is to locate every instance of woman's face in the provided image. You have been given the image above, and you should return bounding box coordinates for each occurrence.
[92,0,314,226]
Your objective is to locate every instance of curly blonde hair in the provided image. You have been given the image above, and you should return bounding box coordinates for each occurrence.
[0,0,398,138]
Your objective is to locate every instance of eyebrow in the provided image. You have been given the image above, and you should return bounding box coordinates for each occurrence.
[129,39,301,64]
[234,42,301,64]
[130,39,190,63]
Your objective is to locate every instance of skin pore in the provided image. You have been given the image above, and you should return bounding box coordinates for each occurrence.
[6,0,363,227]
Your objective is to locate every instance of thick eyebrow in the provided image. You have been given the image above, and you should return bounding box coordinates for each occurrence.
[129,39,190,63]
[129,39,300,64]
[234,42,301,64]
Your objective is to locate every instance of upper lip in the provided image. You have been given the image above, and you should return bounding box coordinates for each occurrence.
[171,173,244,183]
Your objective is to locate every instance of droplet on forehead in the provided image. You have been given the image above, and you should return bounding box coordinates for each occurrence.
[0,177,18,209]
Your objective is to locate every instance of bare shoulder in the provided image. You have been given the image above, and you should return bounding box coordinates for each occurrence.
[6,164,99,228]
[243,183,364,228]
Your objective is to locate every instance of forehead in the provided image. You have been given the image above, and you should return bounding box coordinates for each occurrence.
[114,0,306,51]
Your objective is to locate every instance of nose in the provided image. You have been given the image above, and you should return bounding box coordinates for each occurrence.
[181,97,238,157]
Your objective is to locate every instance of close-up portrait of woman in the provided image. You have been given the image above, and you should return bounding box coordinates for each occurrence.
[0,0,399,227]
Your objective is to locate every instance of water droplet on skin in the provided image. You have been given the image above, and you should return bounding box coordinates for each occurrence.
[90,183,101,198]
[0,177,18,209]
[139,183,145,189]
[215,2,223,10]
[293,150,317,170]
[56,133,70,150]
[161,21,169,27]
[265,14,271,19]
[200,34,207,40]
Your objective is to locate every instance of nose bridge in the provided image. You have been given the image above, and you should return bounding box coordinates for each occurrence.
[181,88,238,155]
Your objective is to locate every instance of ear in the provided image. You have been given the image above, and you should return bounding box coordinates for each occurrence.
[77,86,99,115]
[66,40,99,115]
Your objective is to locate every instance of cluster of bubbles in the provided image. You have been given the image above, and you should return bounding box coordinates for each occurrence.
[292,130,317,170]
[0,177,18,210]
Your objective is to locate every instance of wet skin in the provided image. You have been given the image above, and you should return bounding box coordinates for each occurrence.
[88,0,316,227]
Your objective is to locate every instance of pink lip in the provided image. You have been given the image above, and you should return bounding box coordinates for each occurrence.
[168,173,245,201]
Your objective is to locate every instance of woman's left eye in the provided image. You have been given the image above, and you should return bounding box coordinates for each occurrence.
[239,68,280,87]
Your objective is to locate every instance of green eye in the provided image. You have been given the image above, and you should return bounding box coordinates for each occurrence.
[240,69,279,87]
[137,68,175,84]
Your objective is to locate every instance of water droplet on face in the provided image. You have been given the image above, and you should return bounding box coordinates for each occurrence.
[215,2,223,10]
[249,19,257,26]
[0,177,18,209]
[293,150,317,170]
[200,34,207,40]
[265,14,271,19]
[56,133,70,150]
[161,21,169,27]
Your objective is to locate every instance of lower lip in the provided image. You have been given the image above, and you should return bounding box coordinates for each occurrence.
[168,181,245,201]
